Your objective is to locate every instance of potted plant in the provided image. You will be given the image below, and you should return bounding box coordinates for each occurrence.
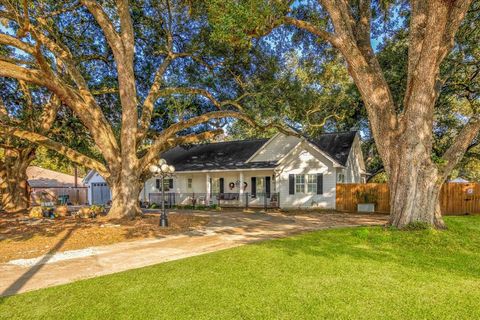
[355,190,377,213]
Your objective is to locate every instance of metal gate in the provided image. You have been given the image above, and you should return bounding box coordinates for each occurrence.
[92,182,111,204]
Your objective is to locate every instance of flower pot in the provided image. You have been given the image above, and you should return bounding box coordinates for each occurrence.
[357,203,375,213]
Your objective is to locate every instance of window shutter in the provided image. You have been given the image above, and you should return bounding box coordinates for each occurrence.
[219,178,224,194]
[317,173,323,195]
[289,174,295,195]
[156,179,160,190]
[265,176,271,198]
[251,177,257,197]
[168,178,173,189]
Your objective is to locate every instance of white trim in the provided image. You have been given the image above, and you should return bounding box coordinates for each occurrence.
[277,139,345,168]
[82,170,96,184]
[174,167,276,174]
[244,133,280,163]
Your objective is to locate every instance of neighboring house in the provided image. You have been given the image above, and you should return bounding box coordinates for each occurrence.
[449,177,470,183]
[84,131,367,209]
[83,170,111,205]
[27,166,87,205]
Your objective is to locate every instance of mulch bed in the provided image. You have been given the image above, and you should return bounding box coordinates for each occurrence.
[0,211,209,263]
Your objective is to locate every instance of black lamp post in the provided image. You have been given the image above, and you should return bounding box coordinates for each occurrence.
[149,159,175,227]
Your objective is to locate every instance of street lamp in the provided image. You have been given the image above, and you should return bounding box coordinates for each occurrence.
[149,158,175,227]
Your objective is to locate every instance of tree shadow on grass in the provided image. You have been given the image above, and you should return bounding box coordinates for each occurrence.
[0,225,78,298]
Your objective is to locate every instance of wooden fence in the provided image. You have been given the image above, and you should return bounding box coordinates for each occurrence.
[336,183,480,215]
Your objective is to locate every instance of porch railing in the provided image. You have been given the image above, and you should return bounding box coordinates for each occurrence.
[148,192,280,210]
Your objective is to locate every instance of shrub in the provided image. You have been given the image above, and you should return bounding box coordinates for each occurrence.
[90,205,105,215]
[29,206,43,218]
[149,203,159,209]
[77,207,92,218]
[54,205,69,217]
[355,190,378,204]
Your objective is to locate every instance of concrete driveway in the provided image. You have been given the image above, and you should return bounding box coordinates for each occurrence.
[0,210,387,297]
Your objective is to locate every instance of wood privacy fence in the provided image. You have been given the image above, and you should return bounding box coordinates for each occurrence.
[336,183,480,215]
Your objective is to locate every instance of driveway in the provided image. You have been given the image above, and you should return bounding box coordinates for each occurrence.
[0,210,387,297]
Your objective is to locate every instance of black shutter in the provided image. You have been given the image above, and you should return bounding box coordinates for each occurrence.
[219,178,224,194]
[156,179,160,190]
[251,177,257,197]
[265,176,271,198]
[289,174,295,195]
[168,178,173,189]
[317,173,323,195]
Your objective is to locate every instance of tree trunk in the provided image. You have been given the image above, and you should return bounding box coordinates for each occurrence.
[107,175,142,219]
[388,139,445,229]
[0,153,31,213]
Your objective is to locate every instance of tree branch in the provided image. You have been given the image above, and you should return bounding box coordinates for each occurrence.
[0,124,109,177]
[80,0,124,58]
[440,116,480,180]
[0,33,35,54]
[141,129,224,172]
[283,17,340,47]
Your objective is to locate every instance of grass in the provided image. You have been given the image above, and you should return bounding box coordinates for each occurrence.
[1,216,480,319]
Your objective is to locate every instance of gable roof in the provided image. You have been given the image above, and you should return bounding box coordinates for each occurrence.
[307,131,357,166]
[162,139,277,172]
[27,166,84,188]
[161,131,358,172]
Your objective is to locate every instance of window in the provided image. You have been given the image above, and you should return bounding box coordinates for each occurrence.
[307,174,317,193]
[187,178,192,189]
[295,174,305,193]
[338,173,345,183]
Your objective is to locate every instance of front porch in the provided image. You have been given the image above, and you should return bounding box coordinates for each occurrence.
[148,191,280,209]
[144,169,280,209]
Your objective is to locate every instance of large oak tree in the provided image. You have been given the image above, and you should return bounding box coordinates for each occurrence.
[208,0,479,228]
[0,0,285,218]
[0,80,60,212]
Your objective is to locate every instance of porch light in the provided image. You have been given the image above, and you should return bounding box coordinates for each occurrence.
[149,158,175,227]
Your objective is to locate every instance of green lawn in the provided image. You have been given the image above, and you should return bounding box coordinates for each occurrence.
[2,216,480,319]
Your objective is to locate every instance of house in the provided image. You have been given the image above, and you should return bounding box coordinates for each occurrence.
[84,131,367,209]
[27,166,87,205]
[83,170,111,205]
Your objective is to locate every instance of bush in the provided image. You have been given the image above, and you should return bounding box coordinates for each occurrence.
[355,190,378,204]
[77,207,92,219]
[54,205,69,217]
[90,205,105,215]
[29,206,43,218]
[149,203,159,209]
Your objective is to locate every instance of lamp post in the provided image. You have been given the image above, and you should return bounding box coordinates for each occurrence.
[149,159,175,227]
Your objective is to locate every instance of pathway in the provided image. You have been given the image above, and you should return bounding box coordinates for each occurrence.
[0,211,387,297]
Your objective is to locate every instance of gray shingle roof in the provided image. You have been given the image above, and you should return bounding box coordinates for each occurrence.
[308,131,357,166]
[161,131,357,171]
[162,139,276,171]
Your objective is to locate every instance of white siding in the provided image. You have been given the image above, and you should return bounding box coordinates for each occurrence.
[344,134,366,183]
[85,172,110,205]
[249,133,301,162]
[276,142,336,209]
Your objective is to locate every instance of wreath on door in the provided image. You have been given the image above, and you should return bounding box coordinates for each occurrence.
[229,182,235,190]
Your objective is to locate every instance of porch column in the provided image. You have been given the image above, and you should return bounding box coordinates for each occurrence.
[238,172,243,196]
[206,173,211,204]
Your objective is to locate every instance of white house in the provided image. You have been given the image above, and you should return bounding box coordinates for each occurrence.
[83,131,367,209]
